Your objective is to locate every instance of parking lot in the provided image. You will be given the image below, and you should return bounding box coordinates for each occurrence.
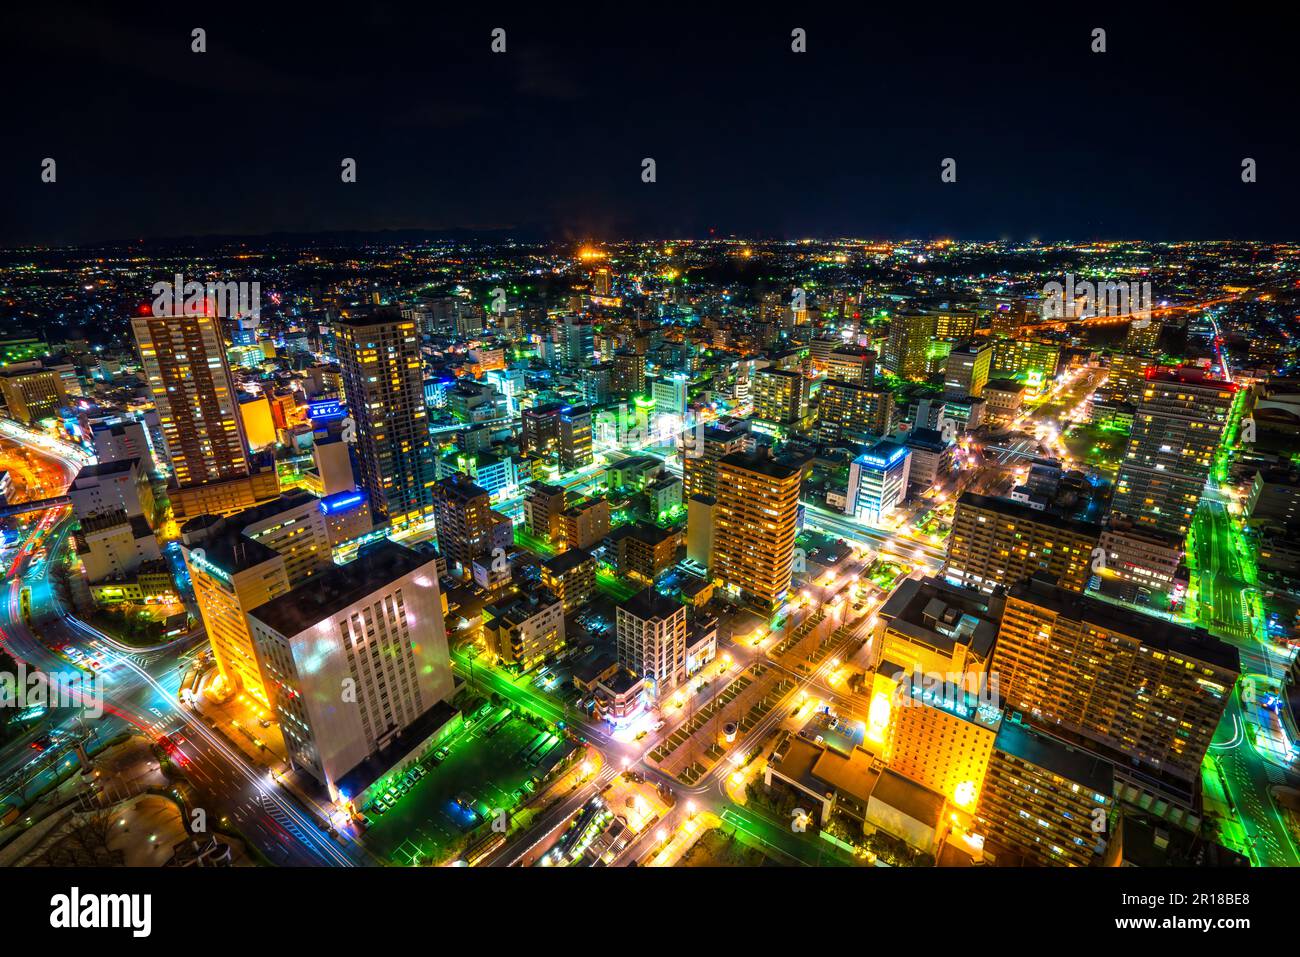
[362,703,575,865]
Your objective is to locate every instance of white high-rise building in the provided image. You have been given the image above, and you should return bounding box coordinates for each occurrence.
[246,540,454,801]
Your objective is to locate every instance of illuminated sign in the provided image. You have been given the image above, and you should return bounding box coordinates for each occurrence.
[308,399,347,422]
[320,491,365,515]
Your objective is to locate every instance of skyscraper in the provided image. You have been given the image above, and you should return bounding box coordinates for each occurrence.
[1109,368,1235,535]
[714,453,801,613]
[131,313,250,489]
[943,340,992,399]
[334,309,435,528]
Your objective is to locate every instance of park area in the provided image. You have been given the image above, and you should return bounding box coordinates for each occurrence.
[362,701,576,865]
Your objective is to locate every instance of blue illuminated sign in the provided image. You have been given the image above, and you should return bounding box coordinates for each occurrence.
[309,399,347,422]
[320,491,365,515]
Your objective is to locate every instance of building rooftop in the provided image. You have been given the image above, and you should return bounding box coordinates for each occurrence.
[869,769,946,827]
[717,452,800,481]
[994,720,1114,794]
[620,587,683,622]
[956,491,1104,538]
[248,540,432,637]
[72,457,142,483]
[542,548,594,576]
[878,576,1000,662]
[1008,575,1240,672]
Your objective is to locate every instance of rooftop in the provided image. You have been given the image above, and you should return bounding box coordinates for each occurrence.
[619,587,684,622]
[248,540,433,637]
[1008,575,1240,672]
[994,720,1114,793]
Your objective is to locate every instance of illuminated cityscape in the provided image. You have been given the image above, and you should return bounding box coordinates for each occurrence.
[1,9,1299,942]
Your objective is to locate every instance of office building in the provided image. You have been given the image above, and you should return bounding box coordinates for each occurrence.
[944,341,992,399]
[69,458,155,526]
[0,365,68,425]
[246,540,454,802]
[91,419,156,475]
[846,441,911,525]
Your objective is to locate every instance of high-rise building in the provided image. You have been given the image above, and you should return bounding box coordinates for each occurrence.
[991,338,1061,383]
[431,474,512,576]
[683,419,752,500]
[975,720,1114,867]
[846,441,911,524]
[874,666,1002,813]
[334,309,435,528]
[523,481,566,542]
[1125,318,1163,356]
[991,576,1238,797]
[943,340,992,399]
[883,314,934,380]
[817,380,894,441]
[131,313,250,488]
[946,492,1102,593]
[714,453,801,613]
[90,419,156,475]
[1102,353,1151,405]
[616,588,688,697]
[0,366,68,425]
[558,405,593,472]
[1110,368,1235,536]
[826,347,876,385]
[752,367,810,427]
[182,492,333,705]
[246,540,454,802]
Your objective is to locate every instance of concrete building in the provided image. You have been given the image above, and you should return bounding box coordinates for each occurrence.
[616,588,688,698]
[1110,368,1235,536]
[483,589,566,668]
[901,428,952,492]
[540,549,597,614]
[992,576,1238,806]
[943,341,992,399]
[69,458,155,526]
[76,510,161,584]
[334,309,435,528]
[975,720,1114,867]
[90,419,155,475]
[714,453,801,613]
[686,494,715,571]
[0,365,68,424]
[846,441,911,525]
[246,540,454,802]
[945,492,1102,593]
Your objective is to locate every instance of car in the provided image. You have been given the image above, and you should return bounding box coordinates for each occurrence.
[651,720,666,732]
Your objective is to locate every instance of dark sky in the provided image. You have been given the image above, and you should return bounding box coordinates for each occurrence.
[4,3,1297,245]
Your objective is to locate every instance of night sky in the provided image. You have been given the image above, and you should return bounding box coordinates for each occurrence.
[4,4,1297,245]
